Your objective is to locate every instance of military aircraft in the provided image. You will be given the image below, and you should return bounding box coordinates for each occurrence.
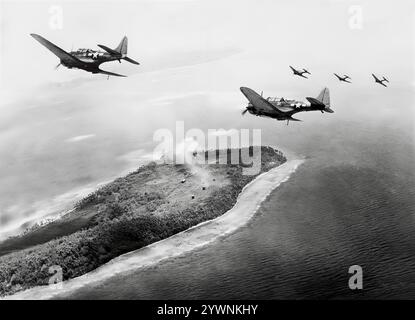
[334,73,351,83]
[372,74,389,87]
[240,87,333,125]
[31,34,140,77]
[289,66,311,79]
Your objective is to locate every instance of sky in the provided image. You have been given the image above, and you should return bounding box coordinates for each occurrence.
[0,0,414,235]
[0,0,414,96]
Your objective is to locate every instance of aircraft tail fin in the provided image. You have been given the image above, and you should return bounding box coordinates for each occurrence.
[99,36,128,56]
[316,87,330,107]
[314,87,333,113]
[115,36,128,56]
[98,36,139,65]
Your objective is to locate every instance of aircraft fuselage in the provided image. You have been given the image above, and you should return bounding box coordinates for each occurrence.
[246,98,325,120]
[61,49,122,71]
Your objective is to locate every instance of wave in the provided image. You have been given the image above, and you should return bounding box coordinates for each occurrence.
[4,158,304,300]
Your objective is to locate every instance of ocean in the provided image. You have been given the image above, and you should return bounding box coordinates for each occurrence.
[0,53,414,299]
[42,113,415,300]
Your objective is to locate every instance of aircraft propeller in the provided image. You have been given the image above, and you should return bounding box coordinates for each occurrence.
[55,63,61,70]
[242,108,248,115]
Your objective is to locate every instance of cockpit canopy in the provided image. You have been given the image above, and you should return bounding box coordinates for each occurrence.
[266,97,292,103]
[76,48,94,53]
[266,97,281,102]
[266,96,308,107]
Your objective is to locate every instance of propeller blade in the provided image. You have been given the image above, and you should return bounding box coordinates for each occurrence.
[242,109,248,115]
[55,63,61,70]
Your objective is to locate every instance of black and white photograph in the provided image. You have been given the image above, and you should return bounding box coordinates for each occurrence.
[0,0,414,310]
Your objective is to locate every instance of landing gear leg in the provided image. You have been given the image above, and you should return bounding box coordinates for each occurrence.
[107,75,109,80]
[286,120,289,126]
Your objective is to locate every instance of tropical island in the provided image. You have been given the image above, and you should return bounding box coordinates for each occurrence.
[0,146,286,297]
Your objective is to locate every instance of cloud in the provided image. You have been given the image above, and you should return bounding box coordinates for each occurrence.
[65,134,96,143]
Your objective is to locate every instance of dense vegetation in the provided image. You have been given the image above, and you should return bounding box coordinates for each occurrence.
[0,146,286,296]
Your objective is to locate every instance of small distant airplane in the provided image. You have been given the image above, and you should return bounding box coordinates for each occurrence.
[334,73,351,83]
[289,66,311,79]
[372,74,389,87]
[240,87,333,125]
[31,34,140,78]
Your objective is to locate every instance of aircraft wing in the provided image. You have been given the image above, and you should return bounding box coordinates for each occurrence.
[31,34,84,68]
[97,69,126,77]
[240,87,285,115]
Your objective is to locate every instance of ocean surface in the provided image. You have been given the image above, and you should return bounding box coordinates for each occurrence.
[0,48,414,299]
[2,84,415,299]
[44,116,414,300]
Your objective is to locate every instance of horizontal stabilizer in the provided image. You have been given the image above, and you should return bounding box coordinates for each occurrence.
[123,56,140,65]
[306,97,325,106]
[97,44,120,56]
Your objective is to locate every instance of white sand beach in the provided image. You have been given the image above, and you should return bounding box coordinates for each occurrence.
[4,158,304,300]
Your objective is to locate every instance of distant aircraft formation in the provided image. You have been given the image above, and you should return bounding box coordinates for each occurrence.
[240,66,391,124]
[30,34,390,88]
[290,65,390,87]
[31,34,140,78]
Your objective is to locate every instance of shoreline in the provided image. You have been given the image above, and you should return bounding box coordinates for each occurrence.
[0,161,148,243]
[3,157,304,300]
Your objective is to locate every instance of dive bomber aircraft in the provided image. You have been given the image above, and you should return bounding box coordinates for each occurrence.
[334,73,351,83]
[289,66,311,78]
[31,34,139,77]
[372,74,389,87]
[240,87,333,125]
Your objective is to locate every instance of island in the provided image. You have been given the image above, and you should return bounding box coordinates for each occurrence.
[0,146,286,297]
